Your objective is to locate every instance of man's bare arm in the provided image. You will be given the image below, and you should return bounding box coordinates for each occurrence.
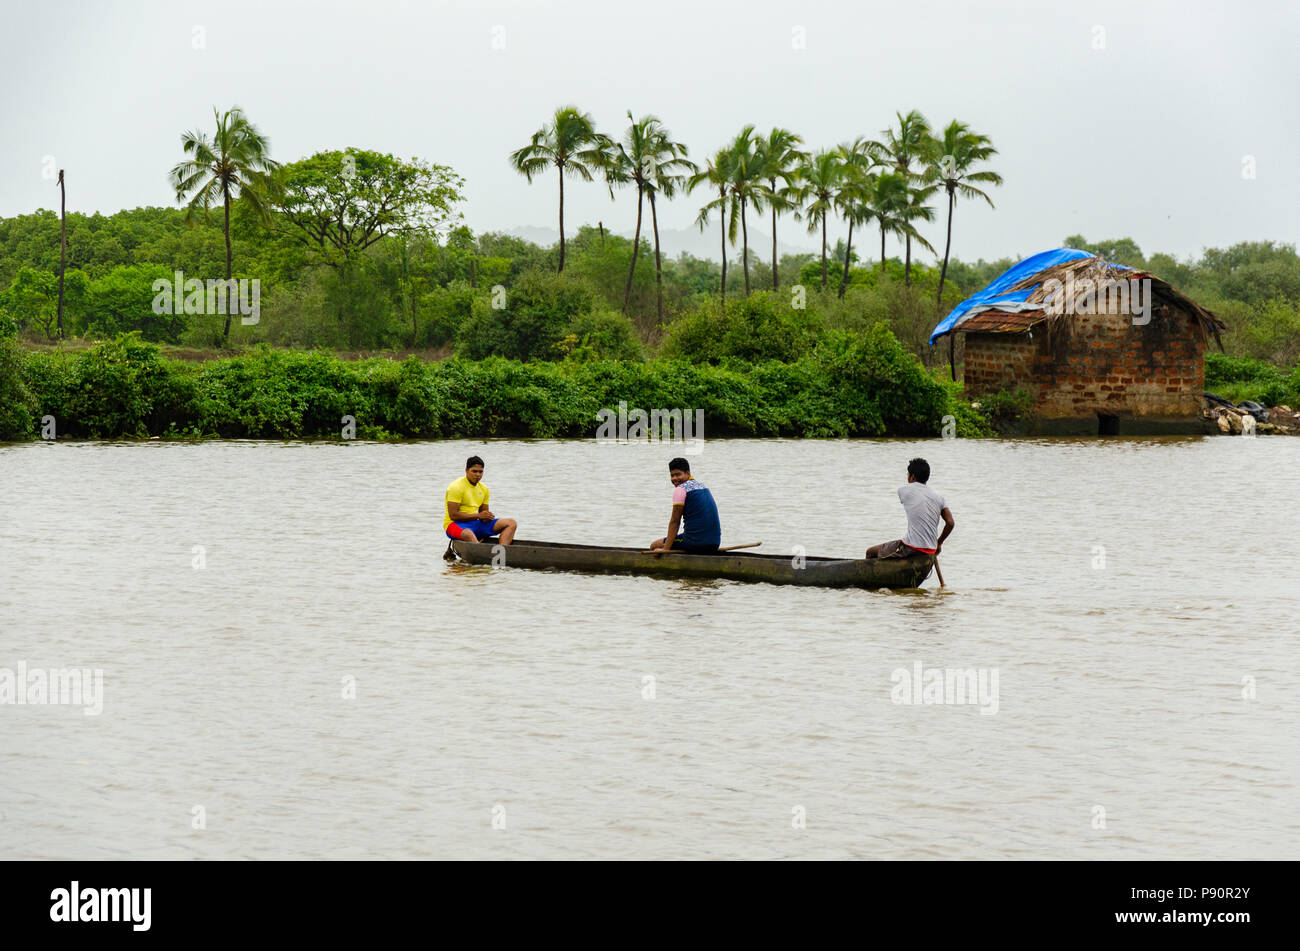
[447,500,489,523]
[936,507,955,552]
[664,505,684,546]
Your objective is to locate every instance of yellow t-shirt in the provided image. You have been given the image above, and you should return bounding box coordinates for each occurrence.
[444,476,489,530]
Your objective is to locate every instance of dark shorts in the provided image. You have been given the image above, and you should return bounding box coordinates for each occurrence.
[877,539,934,559]
[447,519,500,541]
[669,537,720,555]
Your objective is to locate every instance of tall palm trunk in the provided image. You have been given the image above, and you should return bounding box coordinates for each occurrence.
[222,184,233,341]
[56,170,66,340]
[838,220,854,299]
[649,190,664,324]
[904,235,912,286]
[718,187,727,305]
[937,188,955,304]
[623,186,644,315]
[740,197,750,295]
[820,215,828,289]
[880,225,886,274]
[770,178,779,292]
[557,165,566,272]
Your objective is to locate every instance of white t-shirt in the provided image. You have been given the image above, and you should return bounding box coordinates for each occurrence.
[899,482,947,551]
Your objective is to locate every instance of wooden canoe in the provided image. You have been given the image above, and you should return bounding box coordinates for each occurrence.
[448,539,933,589]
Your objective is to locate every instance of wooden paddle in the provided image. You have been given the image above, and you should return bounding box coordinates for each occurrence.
[933,556,945,588]
[643,542,761,555]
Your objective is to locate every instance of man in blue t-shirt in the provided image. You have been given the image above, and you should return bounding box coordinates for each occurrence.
[649,457,722,555]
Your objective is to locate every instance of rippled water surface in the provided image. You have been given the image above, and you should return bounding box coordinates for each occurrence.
[2,436,1298,859]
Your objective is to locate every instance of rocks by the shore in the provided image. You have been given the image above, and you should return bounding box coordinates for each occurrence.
[1202,397,1300,435]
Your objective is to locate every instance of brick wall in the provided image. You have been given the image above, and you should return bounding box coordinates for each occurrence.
[962,305,1206,419]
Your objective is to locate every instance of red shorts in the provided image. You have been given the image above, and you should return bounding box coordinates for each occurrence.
[447,519,501,540]
[877,539,935,558]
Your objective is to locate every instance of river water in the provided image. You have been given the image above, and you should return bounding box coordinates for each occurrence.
[1,436,1297,859]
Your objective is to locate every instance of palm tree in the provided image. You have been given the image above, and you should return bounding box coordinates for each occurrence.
[874,171,936,275]
[510,106,611,272]
[754,128,806,291]
[610,113,695,322]
[642,131,695,325]
[724,126,768,296]
[924,120,1002,303]
[169,106,278,342]
[798,150,843,290]
[688,149,734,304]
[834,139,881,298]
[879,110,935,286]
[608,114,656,315]
[901,181,939,285]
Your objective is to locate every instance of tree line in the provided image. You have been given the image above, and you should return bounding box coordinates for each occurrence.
[1,104,1297,370]
[510,106,1002,315]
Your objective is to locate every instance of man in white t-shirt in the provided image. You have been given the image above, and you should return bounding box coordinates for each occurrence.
[865,457,954,559]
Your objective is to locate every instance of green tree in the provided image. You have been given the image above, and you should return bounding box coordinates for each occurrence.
[609,114,670,316]
[879,109,936,285]
[874,172,935,275]
[89,265,187,342]
[509,106,611,273]
[798,150,844,289]
[272,150,464,267]
[688,149,735,304]
[169,106,279,343]
[754,128,807,291]
[456,269,600,361]
[271,150,464,345]
[724,126,769,296]
[640,121,694,324]
[0,330,36,439]
[1062,235,1146,268]
[4,267,57,338]
[924,120,1002,302]
[835,138,882,298]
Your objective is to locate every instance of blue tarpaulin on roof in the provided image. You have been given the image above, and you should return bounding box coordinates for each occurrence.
[928,248,1094,345]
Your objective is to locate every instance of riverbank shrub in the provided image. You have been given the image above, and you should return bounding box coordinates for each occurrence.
[660,292,823,364]
[23,333,184,437]
[0,329,37,439]
[5,326,995,441]
[974,387,1036,425]
[456,269,609,362]
[1204,352,1300,407]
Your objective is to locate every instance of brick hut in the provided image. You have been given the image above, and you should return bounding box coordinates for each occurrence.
[931,249,1226,435]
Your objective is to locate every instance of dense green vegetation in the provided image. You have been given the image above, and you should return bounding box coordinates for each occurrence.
[2,103,1297,441]
[0,330,994,442]
[1204,353,1300,407]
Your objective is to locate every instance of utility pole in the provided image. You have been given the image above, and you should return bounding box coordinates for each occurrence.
[56,169,67,340]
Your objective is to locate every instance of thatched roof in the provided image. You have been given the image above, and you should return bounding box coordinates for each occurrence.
[932,252,1226,349]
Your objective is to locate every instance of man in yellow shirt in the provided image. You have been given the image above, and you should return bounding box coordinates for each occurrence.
[444,455,517,544]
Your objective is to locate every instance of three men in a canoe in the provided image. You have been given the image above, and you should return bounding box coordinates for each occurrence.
[865,457,953,560]
[649,457,722,555]
[444,455,518,545]
[443,453,947,564]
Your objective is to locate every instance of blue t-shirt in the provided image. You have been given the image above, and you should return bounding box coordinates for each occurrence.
[673,479,721,546]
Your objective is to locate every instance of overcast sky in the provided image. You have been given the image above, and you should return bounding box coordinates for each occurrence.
[3,0,1297,265]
